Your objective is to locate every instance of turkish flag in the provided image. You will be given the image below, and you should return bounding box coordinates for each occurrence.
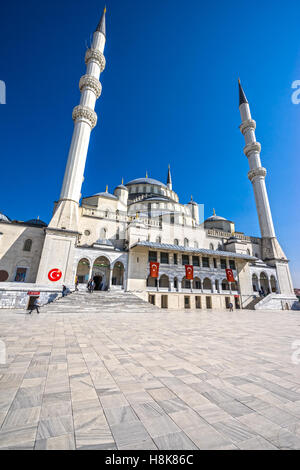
[185,265,194,280]
[226,268,235,283]
[150,262,159,278]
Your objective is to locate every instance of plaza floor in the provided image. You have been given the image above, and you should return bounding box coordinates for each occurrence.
[1,293,300,450]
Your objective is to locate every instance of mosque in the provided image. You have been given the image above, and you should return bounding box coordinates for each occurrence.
[0,9,297,310]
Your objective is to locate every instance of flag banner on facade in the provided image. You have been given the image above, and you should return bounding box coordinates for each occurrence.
[185,265,194,280]
[226,268,235,283]
[150,262,159,278]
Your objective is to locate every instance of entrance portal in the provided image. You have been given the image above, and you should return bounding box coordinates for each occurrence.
[93,275,103,291]
[92,256,110,290]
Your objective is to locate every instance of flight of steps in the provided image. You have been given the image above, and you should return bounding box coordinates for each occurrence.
[41,290,160,314]
[244,296,263,310]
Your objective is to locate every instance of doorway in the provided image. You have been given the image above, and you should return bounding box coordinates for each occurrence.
[161,295,168,309]
[93,275,103,291]
[234,296,240,309]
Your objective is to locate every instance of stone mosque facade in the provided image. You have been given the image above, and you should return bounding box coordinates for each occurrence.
[0,9,297,310]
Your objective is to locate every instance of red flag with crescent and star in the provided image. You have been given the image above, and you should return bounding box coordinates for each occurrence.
[150,262,159,278]
[226,268,235,283]
[185,265,194,280]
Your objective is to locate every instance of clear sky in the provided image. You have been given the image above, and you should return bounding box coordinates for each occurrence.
[1,0,299,285]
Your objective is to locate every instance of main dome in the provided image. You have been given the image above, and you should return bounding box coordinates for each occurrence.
[126,178,166,188]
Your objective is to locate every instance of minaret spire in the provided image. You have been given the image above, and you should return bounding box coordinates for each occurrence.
[167,164,172,190]
[96,6,106,36]
[238,78,248,106]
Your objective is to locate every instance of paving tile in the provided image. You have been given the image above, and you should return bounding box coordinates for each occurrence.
[35,433,75,450]
[36,415,73,439]
[110,421,151,448]
[154,431,198,450]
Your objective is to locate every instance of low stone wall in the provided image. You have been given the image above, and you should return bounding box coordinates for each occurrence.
[0,283,63,309]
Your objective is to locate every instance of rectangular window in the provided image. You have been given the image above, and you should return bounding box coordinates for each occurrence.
[195,296,201,309]
[192,256,200,266]
[220,258,227,269]
[149,294,155,305]
[184,296,191,309]
[206,296,212,309]
[161,295,168,309]
[202,257,209,268]
[149,251,157,262]
[182,255,189,265]
[160,252,169,264]
[15,267,27,282]
[173,253,178,265]
[229,259,236,270]
[213,258,217,268]
[225,296,231,309]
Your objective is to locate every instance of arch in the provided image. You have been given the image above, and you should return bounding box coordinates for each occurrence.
[184,238,189,247]
[270,275,277,293]
[182,277,191,289]
[215,279,219,291]
[231,281,238,291]
[156,236,161,243]
[259,272,269,294]
[159,274,170,288]
[92,256,110,290]
[203,277,212,292]
[147,275,157,288]
[221,279,230,291]
[23,239,32,252]
[76,258,90,284]
[247,248,251,255]
[209,243,214,250]
[174,238,179,245]
[193,277,201,290]
[112,261,124,287]
[252,274,259,292]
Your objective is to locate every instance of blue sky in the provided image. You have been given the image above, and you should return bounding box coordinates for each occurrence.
[1,0,299,284]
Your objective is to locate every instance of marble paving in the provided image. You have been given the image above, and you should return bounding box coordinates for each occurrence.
[0,292,300,450]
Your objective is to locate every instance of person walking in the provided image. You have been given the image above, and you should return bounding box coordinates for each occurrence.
[90,279,95,293]
[62,285,67,297]
[28,296,40,314]
[228,302,233,312]
[75,277,79,292]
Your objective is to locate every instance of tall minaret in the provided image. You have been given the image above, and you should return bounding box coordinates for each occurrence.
[50,7,107,231]
[238,79,295,296]
[167,164,172,190]
[36,9,107,286]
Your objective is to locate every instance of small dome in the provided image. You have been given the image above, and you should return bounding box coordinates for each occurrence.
[126,177,166,188]
[94,192,118,200]
[0,212,11,222]
[26,218,47,227]
[205,214,227,222]
[115,184,128,191]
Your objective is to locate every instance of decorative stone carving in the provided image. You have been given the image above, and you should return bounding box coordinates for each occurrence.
[85,48,106,72]
[72,105,98,129]
[248,167,267,182]
[79,75,102,98]
[243,141,261,157]
[239,119,256,135]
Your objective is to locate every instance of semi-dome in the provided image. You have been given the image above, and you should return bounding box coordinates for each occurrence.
[0,212,11,222]
[26,218,47,227]
[126,177,166,188]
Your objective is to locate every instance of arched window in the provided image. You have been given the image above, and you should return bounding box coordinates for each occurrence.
[270,275,277,293]
[203,278,212,291]
[159,275,170,288]
[174,277,178,289]
[252,274,258,292]
[156,236,161,243]
[221,279,229,291]
[184,238,189,247]
[23,239,32,252]
[182,277,191,289]
[247,248,250,255]
[215,279,219,291]
[209,243,214,250]
[174,239,179,245]
[231,281,238,291]
[105,210,109,218]
[194,241,198,249]
[193,277,201,290]
[116,228,120,240]
[147,276,157,288]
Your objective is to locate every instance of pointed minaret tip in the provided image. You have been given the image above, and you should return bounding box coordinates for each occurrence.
[213,208,216,216]
[121,177,124,185]
[146,171,148,178]
[96,6,106,36]
[167,164,172,185]
[238,78,248,106]
[105,185,108,192]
